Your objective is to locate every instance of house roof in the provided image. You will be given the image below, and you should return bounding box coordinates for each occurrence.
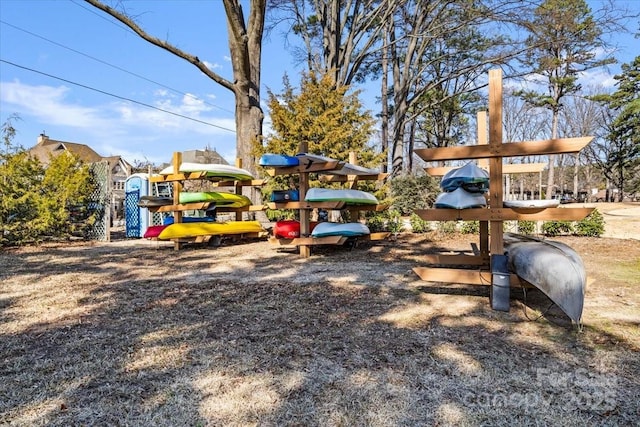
[29,134,104,165]
[182,148,229,165]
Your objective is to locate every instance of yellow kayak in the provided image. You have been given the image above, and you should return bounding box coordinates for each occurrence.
[157,220,265,240]
[179,192,251,207]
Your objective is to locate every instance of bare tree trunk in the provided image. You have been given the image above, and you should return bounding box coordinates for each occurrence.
[85,0,266,176]
[546,108,559,199]
[380,26,389,173]
[573,153,579,200]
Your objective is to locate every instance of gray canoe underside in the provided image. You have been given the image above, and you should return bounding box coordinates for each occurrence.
[504,233,586,323]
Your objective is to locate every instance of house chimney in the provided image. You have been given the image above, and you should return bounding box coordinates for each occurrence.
[37,132,49,144]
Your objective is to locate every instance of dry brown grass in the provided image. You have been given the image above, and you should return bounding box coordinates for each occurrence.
[1,226,639,426]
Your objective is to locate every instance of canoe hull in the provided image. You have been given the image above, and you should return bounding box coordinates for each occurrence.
[504,233,586,323]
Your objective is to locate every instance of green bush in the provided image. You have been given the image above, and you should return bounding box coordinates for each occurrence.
[575,209,605,237]
[409,213,430,233]
[542,220,574,236]
[265,209,297,221]
[385,209,405,234]
[365,213,386,232]
[389,174,438,215]
[437,221,458,234]
[460,220,479,234]
[1,117,97,245]
[366,209,405,233]
[517,220,536,235]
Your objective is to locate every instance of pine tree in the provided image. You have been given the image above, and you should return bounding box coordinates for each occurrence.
[262,72,379,164]
[518,0,614,199]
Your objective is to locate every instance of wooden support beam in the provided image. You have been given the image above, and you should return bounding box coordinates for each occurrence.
[366,232,391,241]
[172,152,183,251]
[267,201,346,210]
[414,136,593,161]
[412,267,528,287]
[489,69,504,257]
[264,161,343,176]
[269,236,347,246]
[421,254,489,266]
[150,171,208,182]
[477,111,488,169]
[319,173,388,182]
[414,207,594,221]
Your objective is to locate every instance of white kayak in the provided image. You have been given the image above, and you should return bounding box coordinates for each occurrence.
[311,222,370,237]
[434,187,487,209]
[504,199,560,208]
[159,162,254,181]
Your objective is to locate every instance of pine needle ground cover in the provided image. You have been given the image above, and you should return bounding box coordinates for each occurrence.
[1,233,638,426]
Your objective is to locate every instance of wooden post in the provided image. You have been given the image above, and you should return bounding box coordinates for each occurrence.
[235,158,243,221]
[298,141,311,257]
[488,69,503,256]
[477,111,488,170]
[477,111,490,263]
[172,152,183,250]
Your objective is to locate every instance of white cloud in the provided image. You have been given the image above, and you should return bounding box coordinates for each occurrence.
[204,60,222,71]
[0,79,238,165]
[0,80,110,128]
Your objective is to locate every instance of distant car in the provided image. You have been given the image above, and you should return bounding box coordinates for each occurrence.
[560,195,577,204]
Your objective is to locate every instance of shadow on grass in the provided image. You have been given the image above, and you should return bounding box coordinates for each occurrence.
[1,237,638,426]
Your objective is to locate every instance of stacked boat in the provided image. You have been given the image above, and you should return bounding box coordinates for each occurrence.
[435,162,489,209]
[141,162,262,241]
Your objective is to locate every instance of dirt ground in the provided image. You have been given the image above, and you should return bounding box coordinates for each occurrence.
[1,203,638,426]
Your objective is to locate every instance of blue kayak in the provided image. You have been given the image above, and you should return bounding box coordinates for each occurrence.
[259,153,300,167]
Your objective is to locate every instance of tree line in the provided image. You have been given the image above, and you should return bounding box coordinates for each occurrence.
[83,0,638,200]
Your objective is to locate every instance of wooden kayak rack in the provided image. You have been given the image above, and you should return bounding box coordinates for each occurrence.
[149,153,266,250]
[413,69,594,308]
[261,152,388,257]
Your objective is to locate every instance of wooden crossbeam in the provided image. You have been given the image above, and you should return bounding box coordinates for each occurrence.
[412,267,529,287]
[266,201,346,210]
[421,254,489,266]
[150,171,207,182]
[414,207,594,221]
[264,161,343,176]
[414,137,593,161]
[319,173,388,182]
[269,236,347,246]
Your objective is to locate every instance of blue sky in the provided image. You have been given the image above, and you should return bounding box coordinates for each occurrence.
[1,0,638,166]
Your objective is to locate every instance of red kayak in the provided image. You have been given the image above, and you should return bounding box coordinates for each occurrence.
[143,225,168,238]
[273,220,317,238]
